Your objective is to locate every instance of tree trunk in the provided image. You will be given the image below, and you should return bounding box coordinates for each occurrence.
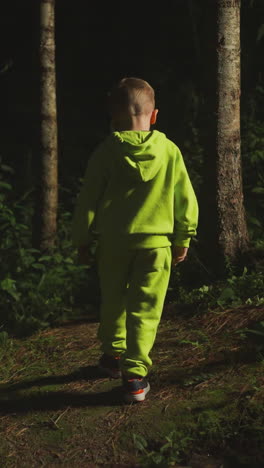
[216,0,249,263]
[38,0,58,251]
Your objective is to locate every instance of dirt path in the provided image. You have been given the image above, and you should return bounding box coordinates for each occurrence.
[0,306,264,467]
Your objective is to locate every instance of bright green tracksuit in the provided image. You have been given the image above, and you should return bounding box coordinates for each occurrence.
[72,130,198,377]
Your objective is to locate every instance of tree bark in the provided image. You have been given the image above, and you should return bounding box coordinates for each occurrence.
[38,0,58,251]
[216,0,249,263]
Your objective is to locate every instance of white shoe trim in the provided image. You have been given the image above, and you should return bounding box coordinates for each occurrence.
[124,382,150,402]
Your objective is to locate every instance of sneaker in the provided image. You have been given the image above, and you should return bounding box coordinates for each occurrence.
[123,376,150,403]
[98,353,121,379]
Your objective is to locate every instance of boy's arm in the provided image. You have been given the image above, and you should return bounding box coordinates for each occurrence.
[72,145,106,255]
[172,147,199,255]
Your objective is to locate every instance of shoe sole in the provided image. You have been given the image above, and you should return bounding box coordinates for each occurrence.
[124,382,150,403]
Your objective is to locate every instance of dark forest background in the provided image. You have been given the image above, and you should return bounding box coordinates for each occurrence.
[0,0,263,336]
[1,1,263,185]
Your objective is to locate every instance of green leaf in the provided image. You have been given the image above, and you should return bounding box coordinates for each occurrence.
[248,216,262,227]
[0,182,12,190]
[32,263,46,271]
[39,255,53,262]
[0,278,20,301]
[246,329,264,337]
[64,257,74,264]
[0,163,14,174]
[133,433,148,452]
[217,287,237,306]
[257,24,264,43]
[0,331,9,346]
[150,453,163,464]
[252,187,264,194]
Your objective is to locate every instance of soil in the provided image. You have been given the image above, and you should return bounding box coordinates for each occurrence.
[0,304,264,467]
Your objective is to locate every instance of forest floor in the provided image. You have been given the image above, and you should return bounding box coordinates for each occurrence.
[0,303,264,468]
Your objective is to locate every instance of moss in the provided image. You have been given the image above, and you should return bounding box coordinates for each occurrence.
[1,312,264,466]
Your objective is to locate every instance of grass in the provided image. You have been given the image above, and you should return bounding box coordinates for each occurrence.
[0,304,264,467]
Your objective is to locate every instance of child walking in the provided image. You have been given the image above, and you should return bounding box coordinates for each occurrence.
[72,77,199,402]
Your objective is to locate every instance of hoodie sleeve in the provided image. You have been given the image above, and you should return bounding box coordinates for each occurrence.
[71,145,107,247]
[173,147,199,248]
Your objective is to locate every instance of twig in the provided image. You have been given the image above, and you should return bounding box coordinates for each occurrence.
[50,406,70,429]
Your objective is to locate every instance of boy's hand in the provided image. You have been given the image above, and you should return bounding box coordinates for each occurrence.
[172,246,188,266]
[77,245,91,265]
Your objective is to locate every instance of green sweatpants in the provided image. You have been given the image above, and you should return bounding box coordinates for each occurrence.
[97,243,172,377]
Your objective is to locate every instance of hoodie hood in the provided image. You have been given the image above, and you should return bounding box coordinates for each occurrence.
[110,130,167,182]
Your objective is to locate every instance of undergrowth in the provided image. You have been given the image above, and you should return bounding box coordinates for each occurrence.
[0,165,92,337]
[133,391,264,467]
[168,260,264,312]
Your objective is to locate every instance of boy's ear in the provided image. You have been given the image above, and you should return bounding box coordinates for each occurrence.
[150,109,158,125]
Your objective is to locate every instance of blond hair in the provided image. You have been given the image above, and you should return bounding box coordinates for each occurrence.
[108,77,155,118]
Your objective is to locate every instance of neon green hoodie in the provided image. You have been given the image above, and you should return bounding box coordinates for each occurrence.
[72,130,198,248]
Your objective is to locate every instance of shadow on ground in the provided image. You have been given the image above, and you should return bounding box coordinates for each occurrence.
[0,385,124,414]
[0,365,107,393]
[0,365,126,413]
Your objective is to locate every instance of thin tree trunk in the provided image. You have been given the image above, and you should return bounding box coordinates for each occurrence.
[39,0,58,251]
[216,0,249,261]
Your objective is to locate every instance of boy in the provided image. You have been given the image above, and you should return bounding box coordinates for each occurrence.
[72,77,198,402]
